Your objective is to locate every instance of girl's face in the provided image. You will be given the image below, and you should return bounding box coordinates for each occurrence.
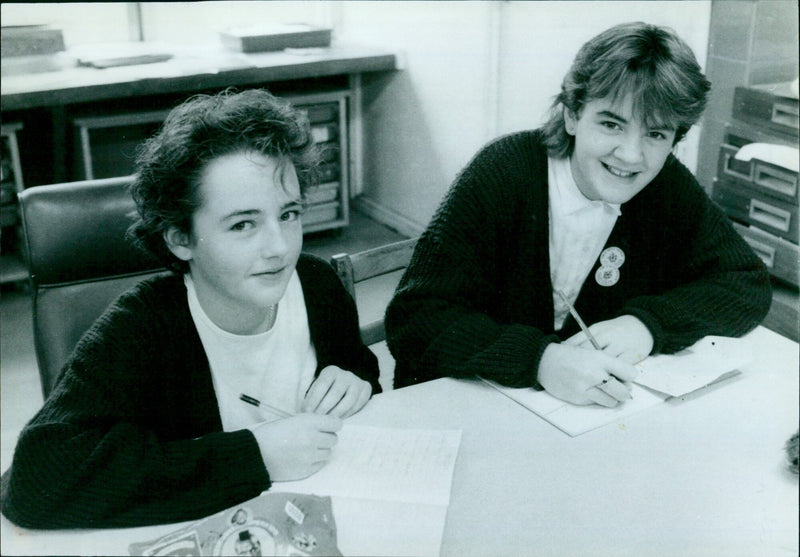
[564,94,677,205]
[167,150,304,334]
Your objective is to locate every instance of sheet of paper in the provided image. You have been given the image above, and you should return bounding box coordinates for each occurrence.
[481,335,752,436]
[482,378,667,437]
[271,425,462,507]
[634,335,753,397]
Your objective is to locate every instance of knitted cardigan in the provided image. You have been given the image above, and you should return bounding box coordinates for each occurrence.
[1,254,380,529]
[386,130,771,389]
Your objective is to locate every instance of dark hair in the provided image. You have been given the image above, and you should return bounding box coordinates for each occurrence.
[542,22,711,158]
[128,88,320,273]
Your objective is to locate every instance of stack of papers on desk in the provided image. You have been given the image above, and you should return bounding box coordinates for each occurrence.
[483,335,753,437]
[272,425,462,556]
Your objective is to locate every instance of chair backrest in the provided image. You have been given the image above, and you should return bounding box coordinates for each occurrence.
[18,176,165,399]
[330,237,418,345]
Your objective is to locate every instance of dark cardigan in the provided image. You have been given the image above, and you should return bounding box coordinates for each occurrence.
[386,130,771,389]
[1,254,380,529]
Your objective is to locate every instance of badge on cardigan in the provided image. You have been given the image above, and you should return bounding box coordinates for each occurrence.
[595,246,625,287]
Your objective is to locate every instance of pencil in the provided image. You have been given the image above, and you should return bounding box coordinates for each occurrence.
[555,289,602,351]
[239,393,293,419]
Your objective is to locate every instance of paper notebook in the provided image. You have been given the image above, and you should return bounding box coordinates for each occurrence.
[270,425,462,557]
[482,335,753,437]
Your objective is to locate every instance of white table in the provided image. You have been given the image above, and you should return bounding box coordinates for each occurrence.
[2,326,798,556]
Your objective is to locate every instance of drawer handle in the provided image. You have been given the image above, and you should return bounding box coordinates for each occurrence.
[754,163,798,198]
[772,103,799,130]
[748,199,791,232]
[741,235,775,268]
[723,152,753,181]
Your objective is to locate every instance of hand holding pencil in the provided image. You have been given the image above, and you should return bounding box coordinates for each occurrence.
[536,291,646,407]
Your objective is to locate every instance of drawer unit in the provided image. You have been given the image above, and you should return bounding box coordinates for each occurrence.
[733,84,799,138]
[716,143,798,204]
[68,90,351,234]
[713,178,798,243]
[733,222,799,287]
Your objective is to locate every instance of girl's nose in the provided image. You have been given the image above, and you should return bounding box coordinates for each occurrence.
[260,221,289,259]
[613,131,645,165]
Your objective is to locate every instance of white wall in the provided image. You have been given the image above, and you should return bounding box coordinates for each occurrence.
[340,1,712,236]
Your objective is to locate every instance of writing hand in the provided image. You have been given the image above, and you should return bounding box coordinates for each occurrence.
[302,365,372,418]
[564,315,654,364]
[537,342,639,407]
[250,413,342,481]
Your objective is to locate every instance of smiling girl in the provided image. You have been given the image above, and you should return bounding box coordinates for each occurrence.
[1,89,380,528]
[386,22,771,407]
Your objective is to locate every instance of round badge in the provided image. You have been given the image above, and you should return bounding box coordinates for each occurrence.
[595,265,620,287]
[599,246,625,269]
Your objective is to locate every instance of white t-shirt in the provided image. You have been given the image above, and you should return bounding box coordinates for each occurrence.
[548,156,621,330]
[185,271,317,431]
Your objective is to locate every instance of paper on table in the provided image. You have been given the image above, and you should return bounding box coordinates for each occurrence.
[480,335,752,436]
[634,335,752,397]
[481,378,667,437]
[271,425,462,506]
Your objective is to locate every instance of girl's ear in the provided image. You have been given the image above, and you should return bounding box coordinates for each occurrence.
[563,106,578,136]
[164,227,193,262]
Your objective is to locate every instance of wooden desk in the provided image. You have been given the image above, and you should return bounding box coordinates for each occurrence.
[2,326,797,556]
[0,44,397,186]
[0,45,396,111]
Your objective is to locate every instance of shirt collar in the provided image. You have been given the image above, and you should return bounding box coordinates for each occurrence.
[549,156,621,217]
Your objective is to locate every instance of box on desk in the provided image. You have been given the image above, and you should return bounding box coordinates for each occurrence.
[1,25,64,57]
[220,24,332,53]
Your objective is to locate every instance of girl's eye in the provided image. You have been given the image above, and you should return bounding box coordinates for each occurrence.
[281,208,303,222]
[600,121,622,131]
[230,220,255,232]
[648,131,667,140]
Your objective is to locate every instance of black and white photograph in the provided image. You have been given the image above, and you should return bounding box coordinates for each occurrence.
[1,1,797,555]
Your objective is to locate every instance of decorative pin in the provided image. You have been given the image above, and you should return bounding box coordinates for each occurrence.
[599,246,625,269]
[595,265,619,287]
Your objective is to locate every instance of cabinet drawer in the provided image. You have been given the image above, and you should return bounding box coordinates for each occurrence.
[733,222,799,286]
[713,179,798,243]
[716,144,798,204]
[733,85,799,138]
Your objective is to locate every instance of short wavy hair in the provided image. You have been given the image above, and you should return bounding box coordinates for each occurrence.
[542,22,711,158]
[128,88,320,273]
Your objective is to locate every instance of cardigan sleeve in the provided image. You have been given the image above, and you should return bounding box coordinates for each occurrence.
[1,280,270,529]
[385,135,559,389]
[619,157,772,354]
[297,254,382,395]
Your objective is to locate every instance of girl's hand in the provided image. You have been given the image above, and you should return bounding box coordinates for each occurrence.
[564,315,654,364]
[302,365,372,418]
[537,342,639,407]
[250,413,342,481]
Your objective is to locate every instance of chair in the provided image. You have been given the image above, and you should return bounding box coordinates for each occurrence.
[18,176,165,399]
[330,237,418,346]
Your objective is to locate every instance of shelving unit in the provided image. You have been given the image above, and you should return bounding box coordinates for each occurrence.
[1,123,28,285]
[69,90,352,233]
[711,83,799,341]
[699,0,799,341]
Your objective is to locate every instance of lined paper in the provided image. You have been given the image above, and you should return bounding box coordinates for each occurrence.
[272,425,462,506]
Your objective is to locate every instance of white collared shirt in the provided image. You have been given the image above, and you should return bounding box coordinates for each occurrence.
[548,156,621,330]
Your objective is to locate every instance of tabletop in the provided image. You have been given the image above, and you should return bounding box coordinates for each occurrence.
[2,325,797,556]
[0,43,398,111]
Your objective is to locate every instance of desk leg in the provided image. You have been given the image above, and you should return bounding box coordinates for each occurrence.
[51,106,69,183]
[348,73,363,197]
